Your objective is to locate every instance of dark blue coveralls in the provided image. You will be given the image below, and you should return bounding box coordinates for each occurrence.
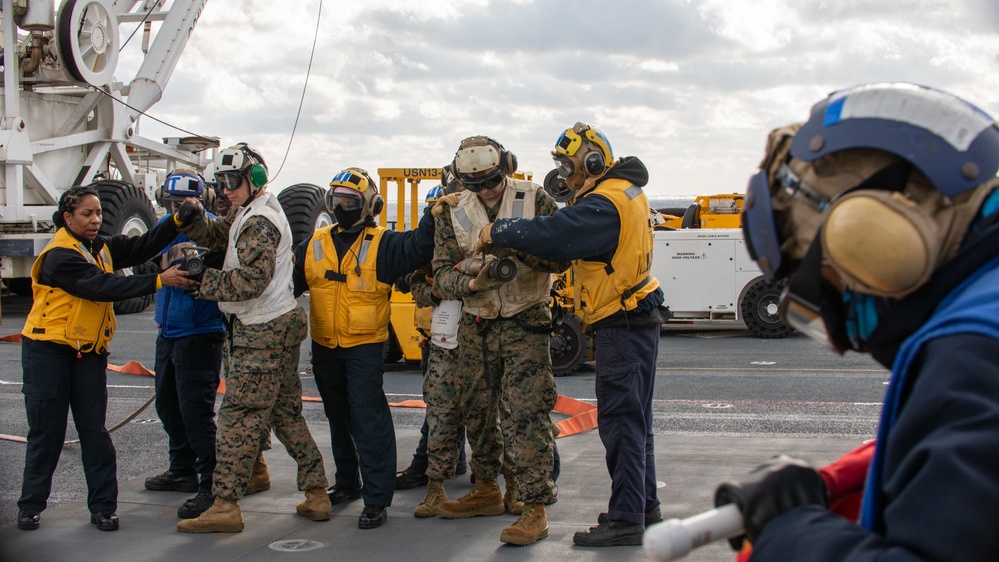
[153,215,226,494]
[293,209,435,508]
[19,220,180,516]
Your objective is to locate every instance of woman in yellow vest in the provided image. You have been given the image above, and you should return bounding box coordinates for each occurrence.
[17,185,196,533]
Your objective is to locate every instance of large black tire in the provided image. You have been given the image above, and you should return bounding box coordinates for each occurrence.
[740,278,794,339]
[550,314,591,376]
[680,203,701,229]
[96,180,157,315]
[278,184,333,247]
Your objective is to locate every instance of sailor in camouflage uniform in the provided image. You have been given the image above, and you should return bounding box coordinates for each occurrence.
[429,136,568,546]
[173,143,330,533]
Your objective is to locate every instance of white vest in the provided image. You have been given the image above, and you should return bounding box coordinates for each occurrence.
[218,191,298,325]
[450,178,553,319]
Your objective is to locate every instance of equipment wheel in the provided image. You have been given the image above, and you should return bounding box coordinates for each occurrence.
[550,314,590,376]
[57,0,119,86]
[278,184,333,247]
[740,278,794,339]
[680,203,701,229]
[96,180,157,315]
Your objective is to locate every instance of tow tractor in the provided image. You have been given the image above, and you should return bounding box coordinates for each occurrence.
[545,189,794,376]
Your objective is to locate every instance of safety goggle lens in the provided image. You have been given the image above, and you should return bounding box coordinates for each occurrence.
[461,170,504,192]
[326,191,363,212]
[216,172,244,192]
[554,157,574,179]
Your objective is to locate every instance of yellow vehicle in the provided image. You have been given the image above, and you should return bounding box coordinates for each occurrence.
[653,193,744,230]
[538,179,791,376]
[378,167,445,363]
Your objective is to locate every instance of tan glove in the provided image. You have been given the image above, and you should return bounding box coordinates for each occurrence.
[431,193,462,217]
[474,222,494,255]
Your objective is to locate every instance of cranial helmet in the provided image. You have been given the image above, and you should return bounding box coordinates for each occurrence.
[425,184,445,204]
[214,143,268,198]
[441,164,464,195]
[451,136,517,193]
[741,82,999,351]
[552,122,615,189]
[325,167,383,224]
[157,169,211,210]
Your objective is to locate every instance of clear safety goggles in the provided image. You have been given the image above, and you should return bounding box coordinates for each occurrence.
[553,156,575,179]
[215,171,246,192]
[325,186,363,211]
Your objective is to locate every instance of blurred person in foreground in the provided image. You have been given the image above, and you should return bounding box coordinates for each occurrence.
[712,83,999,561]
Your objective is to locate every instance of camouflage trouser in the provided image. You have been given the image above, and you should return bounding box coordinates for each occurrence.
[424,343,468,480]
[454,312,557,504]
[222,345,272,453]
[213,307,328,500]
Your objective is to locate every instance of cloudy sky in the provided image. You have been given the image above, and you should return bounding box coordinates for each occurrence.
[123,0,999,200]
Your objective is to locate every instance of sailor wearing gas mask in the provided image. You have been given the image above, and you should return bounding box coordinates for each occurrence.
[475,124,666,547]
[712,83,999,561]
[144,170,227,521]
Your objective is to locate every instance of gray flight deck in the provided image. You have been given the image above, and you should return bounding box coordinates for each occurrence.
[0,294,885,561]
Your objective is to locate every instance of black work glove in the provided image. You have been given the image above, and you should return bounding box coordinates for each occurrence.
[714,455,828,550]
[394,272,414,294]
[176,201,202,226]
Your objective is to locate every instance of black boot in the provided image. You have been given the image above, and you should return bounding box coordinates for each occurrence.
[178,492,216,519]
[395,466,429,490]
[573,520,643,547]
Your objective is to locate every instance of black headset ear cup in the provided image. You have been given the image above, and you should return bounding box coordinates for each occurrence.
[155,186,165,207]
[371,193,384,216]
[503,150,518,175]
[584,152,605,175]
[202,185,216,211]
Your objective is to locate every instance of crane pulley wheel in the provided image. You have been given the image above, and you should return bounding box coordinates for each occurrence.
[57,0,120,86]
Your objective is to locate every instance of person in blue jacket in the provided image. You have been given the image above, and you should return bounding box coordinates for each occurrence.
[143,170,227,520]
[476,124,666,546]
[292,167,435,530]
[711,83,999,561]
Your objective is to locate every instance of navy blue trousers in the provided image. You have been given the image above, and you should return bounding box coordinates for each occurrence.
[312,341,395,507]
[19,337,117,514]
[154,333,224,493]
[594,324,660,525]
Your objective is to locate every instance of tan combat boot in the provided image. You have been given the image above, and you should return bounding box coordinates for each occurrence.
[296,487,331,521]
[245,453,270,495]
[414,479,448,518]
[177,497,244,533]
[437,477,505,518]
[500,502,549,545]
[504,486,524,515]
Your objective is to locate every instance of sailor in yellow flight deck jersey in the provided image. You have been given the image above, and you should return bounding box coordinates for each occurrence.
[477,123,667,547]
[292,167,435,530]
[17,184,197,533]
